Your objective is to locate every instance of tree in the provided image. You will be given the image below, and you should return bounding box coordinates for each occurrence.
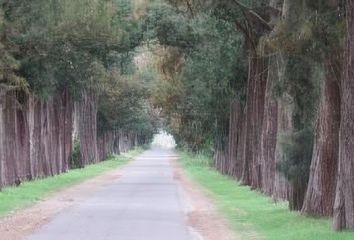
[147,2,246,156]
[0,0,155,184]
[333,0,354,230]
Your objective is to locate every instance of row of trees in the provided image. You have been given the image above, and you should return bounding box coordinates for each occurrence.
[1,0,353,231]
[147,0,354,231]
[0,0,158,186]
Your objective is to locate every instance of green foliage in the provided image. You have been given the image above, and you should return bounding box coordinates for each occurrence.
[145,2,199,48]
[258,1,342,200]
[2,0,144,98]
[278,127,314,183]
[97,55,159,141]
[148,3,247,152]
[70,138,82,169]
[0,0,156,142]
[0,7,26,91]
[261,0,345,60]
[274,55,319,192]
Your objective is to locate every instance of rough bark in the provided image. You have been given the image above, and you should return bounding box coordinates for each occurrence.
[0,87,141,188]
[214,144,229,175]
[97,131,121,161]
[0,90,73,186]
[259,55,279,196]
[0,89,5,188]
[227,100,243,178]
[76,91,98,166]
[119,131,136,153]
[241,52,268,189]
[289,181,306,210]
[273,92,292,200]
[333,0,354,230]
[213,118,230,174]
[302,57,341,217]
[236,115,247,180]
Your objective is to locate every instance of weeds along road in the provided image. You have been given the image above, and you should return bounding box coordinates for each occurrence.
[27,148,196,240]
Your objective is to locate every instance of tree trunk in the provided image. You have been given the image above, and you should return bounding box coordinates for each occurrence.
[119,131,129,153]
[333,0,354,230]
[236,114,247,180]
[0,90,5,189]
[289,179,307,211]
[96,130,121,161]
[62,89,73,173]
[3,91,20,185]
[241,52,268,189]
[260,55,279,196]
[302,56,341,217]
[76,90,98,166]
[228,100,243,178]
[0,90,73,187]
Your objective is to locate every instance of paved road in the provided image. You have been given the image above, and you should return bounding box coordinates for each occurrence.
[27,148,193,240]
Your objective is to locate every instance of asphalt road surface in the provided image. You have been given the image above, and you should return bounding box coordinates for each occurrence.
[27,148,194,240]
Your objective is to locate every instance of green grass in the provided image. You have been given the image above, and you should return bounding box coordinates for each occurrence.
[178,151,354,240]
[0,148,143,217]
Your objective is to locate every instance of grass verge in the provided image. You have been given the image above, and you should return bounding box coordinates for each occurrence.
[178,151,354,240]
[0,148,143,217]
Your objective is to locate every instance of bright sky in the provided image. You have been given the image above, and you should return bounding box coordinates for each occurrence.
[151,130,176,149]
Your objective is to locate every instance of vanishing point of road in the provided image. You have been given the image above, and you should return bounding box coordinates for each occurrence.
[27,148,195,240]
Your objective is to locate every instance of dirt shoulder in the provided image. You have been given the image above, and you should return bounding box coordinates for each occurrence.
[0,168,123,240]
[172,158,239,240]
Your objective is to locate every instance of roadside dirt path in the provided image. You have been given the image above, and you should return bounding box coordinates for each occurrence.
[0,169,124,240]
[172,159,238,240]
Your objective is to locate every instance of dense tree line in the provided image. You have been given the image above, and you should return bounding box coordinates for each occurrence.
[0,0,157,187]
[146,0,354,231]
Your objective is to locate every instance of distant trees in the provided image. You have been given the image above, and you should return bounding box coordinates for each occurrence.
[147,1,246,154]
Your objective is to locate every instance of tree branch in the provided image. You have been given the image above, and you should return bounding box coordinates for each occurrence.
[184,0,195,17]
[231,0,272,30]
